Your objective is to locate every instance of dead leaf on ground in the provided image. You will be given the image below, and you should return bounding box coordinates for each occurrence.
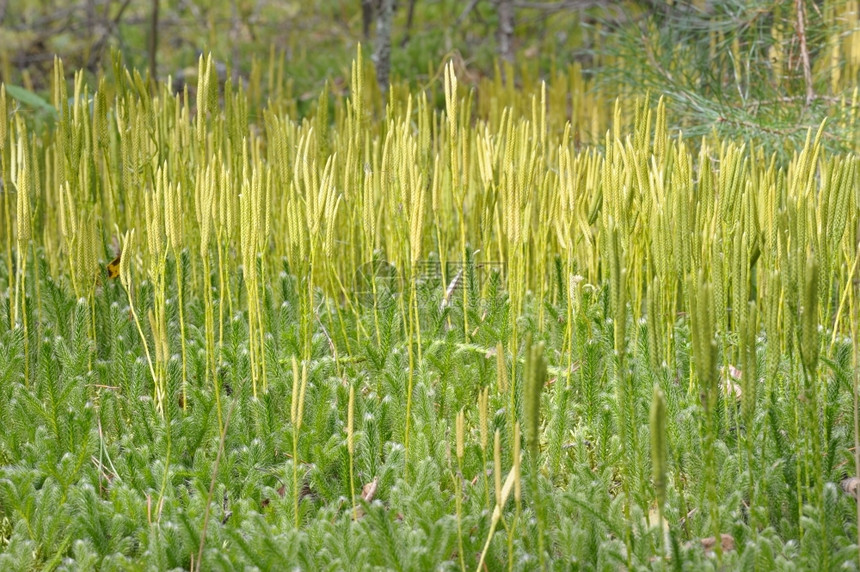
[841,476,860,499]
[695,534,735,554]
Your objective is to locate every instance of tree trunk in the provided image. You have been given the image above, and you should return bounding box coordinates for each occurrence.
[148,0,159,85]
[400,0,417,46]
[494,0,515,63]
[362,0,374,41]
[375,0,394,95]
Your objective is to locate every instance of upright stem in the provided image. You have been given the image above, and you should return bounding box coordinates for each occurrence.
[852,251,860,569]
[176,251,188,410]
[848,238,860,559]
[403,273,416,478]
[203,254,222,431]
[125,283,158,405]
[15,248,29,383]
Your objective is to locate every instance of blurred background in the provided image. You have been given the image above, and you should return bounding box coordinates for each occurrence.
[1,0,859,152]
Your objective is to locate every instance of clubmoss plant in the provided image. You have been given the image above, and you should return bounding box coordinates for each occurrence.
[0,47,859,570]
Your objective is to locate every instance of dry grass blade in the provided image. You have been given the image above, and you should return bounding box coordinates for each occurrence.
[361,477,379,502]
[353,477,380,520]
[476,467,517,572]
[196,395,238,571]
